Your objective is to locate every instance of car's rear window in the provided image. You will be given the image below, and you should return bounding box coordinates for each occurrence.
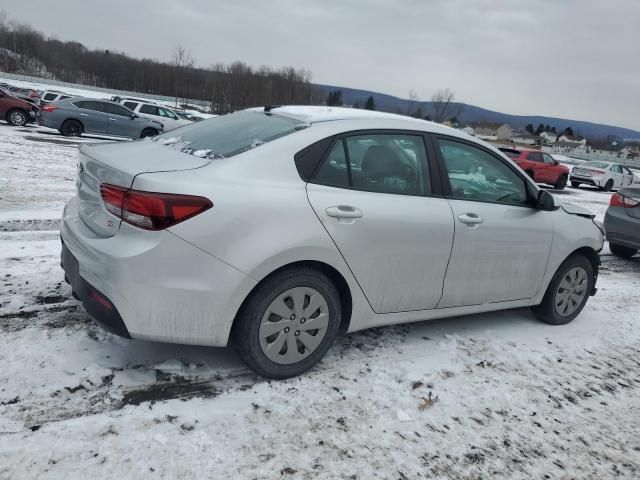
[152,111,307,159]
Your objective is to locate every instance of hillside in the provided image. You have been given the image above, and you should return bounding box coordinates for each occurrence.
[315,84,640,140]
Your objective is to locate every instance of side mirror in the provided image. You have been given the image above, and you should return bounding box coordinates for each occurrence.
[536,190,556,211]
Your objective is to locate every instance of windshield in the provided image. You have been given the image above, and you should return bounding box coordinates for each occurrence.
[152,110,305,159]
[582,161,611,169]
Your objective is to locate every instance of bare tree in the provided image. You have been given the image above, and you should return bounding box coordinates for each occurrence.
[171,44,194,107]
[406,89,419,117]
[430,88,462,123]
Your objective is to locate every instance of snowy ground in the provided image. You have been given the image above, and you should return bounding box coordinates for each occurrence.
[1,122,639,479]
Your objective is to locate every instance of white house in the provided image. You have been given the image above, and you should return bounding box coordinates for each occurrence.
[539,131,558,144]
[474,123,512,141]
[557,135,587,145]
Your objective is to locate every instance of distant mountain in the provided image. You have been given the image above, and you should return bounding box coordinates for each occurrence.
[315,84,640,141]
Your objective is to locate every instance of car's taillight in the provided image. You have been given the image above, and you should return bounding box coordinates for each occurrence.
[610,192,639,208]
[42,105,57,113]
[592,169,605,174]
[99,184,213,230]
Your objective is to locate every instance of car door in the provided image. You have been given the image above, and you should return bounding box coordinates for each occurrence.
[434,137,554,308]
[622,167,636,186]
[542,153,559,184]
[610,165,624,188]
[104,102,138,138]
[306,132,455,313]
[73,101,108,134]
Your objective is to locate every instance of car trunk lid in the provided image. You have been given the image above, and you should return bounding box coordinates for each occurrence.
[77,141,211,237]
[619,187,640,219]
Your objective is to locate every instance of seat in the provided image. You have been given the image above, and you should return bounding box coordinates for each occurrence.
[359,145,416,193]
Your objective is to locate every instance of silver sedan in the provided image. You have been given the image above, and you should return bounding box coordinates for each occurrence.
[60,106,604,378]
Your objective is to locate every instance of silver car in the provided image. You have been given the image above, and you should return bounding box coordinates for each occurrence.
[60,106,604,378]
[38,98,163,139]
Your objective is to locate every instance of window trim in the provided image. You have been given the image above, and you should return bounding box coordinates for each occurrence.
[307,129,445,198]
[430,133,539,209]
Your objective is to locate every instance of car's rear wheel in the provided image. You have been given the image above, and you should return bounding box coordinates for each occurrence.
[532,254,594,325]
[140,128,158,139]
[610,243,637,259]
[61,119,83,137]
[555,174,568,190]
[603,179,614,192]
[571,181,580,188]
[6,108,28,127]
[232,267,341,379]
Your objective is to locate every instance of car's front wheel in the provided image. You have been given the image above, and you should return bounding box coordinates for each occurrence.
[610,243,637,259]
[232,267,341,379]
[6,108,28,127]
[532,254,594,325]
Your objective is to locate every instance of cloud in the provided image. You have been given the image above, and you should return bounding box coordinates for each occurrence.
[6,0,640,130]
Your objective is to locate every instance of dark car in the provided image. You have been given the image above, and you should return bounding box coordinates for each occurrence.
[0,88,39,126]
[604,188,640,259]
[499,147,570,190]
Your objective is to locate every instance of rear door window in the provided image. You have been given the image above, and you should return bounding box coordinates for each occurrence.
[140,104,160,116]
[103,103,132,116]
[526,152,544,162]
[311,133,429,195]
[152,110,305,159]
[123,101,139,111]
[74,101,106,112]
[43,93,57,101]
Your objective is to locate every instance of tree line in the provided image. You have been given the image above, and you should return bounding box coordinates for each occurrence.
[0,13,322,113]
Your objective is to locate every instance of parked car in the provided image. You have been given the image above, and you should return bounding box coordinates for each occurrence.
[119,99,191,131]
[39,90,75,106]
[498,147,569,189]
[570,161,636,191]
[6,85,41,101]
[37,98,163,139]
[0,87,38,126]
[604,188,640,259]
[60,106,604,379]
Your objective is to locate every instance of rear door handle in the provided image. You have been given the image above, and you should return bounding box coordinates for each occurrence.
[108,118,117,121]
[458,213,483,225]
[326,205,363,219]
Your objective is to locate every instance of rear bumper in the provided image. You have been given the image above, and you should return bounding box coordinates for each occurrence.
[61,241,131,338]
[60,195,257,347]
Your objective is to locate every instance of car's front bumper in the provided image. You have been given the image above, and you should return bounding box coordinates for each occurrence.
[60,195,257,346]
[570,175,603,187]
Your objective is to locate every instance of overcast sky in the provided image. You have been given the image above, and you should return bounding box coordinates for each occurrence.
[5,0,640,130]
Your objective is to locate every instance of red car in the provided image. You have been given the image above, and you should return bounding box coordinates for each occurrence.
[0,88,38,127]
[499,147,570,190]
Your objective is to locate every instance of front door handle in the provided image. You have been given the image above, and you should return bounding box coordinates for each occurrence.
[79,113,88,117]
[458,213,483,225]
[108,118,117,121]
[326,205,363,219]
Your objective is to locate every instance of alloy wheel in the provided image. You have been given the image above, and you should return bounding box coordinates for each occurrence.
[9,110,26,126]
[259,287,329,365]
[554,267,588,317]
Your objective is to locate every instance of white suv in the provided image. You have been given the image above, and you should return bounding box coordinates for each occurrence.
[120,100,191,131]
[39,91,75,106]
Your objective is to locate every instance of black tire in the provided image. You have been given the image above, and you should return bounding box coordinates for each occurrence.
[532,254,594,325]
[571,181,580,188]
[60,119,83,137]
[610,243,637,259]
[6,108,28,127]
[525,170,535,181]
[603,179,614,192]
[555,174,568,190]
[231,267,341,379]
[140,128,158,139]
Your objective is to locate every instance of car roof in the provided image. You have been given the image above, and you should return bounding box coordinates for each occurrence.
[246,105,462,135]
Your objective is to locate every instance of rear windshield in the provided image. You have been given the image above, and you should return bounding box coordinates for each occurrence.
[582,161,610,169]
[152,111,306,159]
